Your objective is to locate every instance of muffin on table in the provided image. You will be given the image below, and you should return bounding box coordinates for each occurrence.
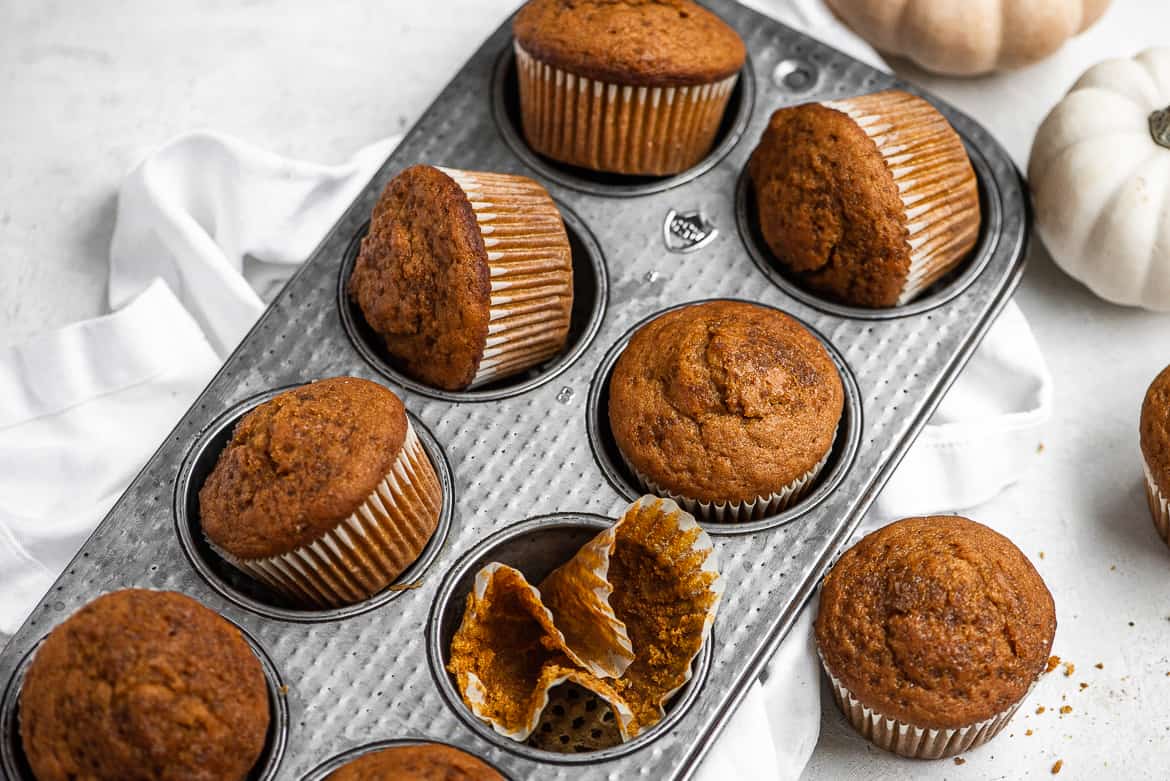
[325,743,504,781]
[815,516,1056,759]
[608,300,842,522]
[199,376,442,608]
[513,0,746,176]
[1141,363,1170,545]
[749,89,981,308]
[349,165,573,392]
[19,589,270,781]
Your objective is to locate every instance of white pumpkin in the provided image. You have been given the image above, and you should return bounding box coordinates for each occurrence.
[825,0,1111,76]
[1028,48,1170,311]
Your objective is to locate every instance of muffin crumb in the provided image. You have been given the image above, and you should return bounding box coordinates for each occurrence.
[1052,759,1064,774]
[954,757,966,765]
[1036,706,1046,715]
[1046,656,1061,673]
[1026,729,1034,736]
[1062,662,1075,676]
[1059,705,1072,715]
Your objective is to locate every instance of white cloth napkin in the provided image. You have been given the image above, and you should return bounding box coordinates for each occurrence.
[0,3,1051,779]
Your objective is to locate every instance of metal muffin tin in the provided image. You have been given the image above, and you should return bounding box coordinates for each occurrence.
[0,2,1029,779]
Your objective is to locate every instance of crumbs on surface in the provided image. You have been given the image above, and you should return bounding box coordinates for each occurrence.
[1060,705,1072,715]
[1062,661,1075,677]
[389,580,424,591]
[1095,662,1104,669]
[1036,706,1046,715]
[1039,551,1045,559]
[1025,729,1034,736]
[954,757,966,765]
[1046,656,1061,673]
[278,684,289,695]
[1079,682,1089,690]
[1052,759,1064,774]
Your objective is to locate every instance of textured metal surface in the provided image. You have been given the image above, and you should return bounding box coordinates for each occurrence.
[0,2,1029,779]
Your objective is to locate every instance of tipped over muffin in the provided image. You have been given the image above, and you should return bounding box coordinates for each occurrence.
[19,589,270,781]
[1141,363,1170,546]
[513,0,746,176]
[608,300,843,522]
[325,743,504,781]
[349,165,573,391]
[816,516,1056,758]
[749,89,980,307]
[199,377,442,607]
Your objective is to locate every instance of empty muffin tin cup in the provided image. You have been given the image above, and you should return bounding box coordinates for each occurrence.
[300,738,512,781]
[0,618,288,781]
[587,299,862,535]
[426,513,714,763]
[174,385,455,623]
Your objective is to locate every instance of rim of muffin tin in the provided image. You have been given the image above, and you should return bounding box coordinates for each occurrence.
[300,737,514,781]
[586,298,863,535]
[338,200,609,403]
[736,131,1003,320]
[0,616,289,781]
[490,43,757,198]
[426,513,715,765]
[173,383,455,623]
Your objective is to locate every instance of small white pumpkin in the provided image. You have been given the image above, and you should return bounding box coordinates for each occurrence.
[1028,48,1170,311]
[825,0,1111,76]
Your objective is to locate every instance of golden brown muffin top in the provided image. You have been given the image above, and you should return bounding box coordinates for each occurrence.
[325,744,505,781]
[1142,364,1170,498]
[749,101,911,308]
[200,377,407,560]
[608,301,842,505]
[20,589,270,781]
[816,516,1056,730]
[514,0,746,87]
[349,165,491,391]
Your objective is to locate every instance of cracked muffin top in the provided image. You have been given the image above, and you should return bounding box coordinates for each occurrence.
[607,300,842,504]
[20,589,270,781]
[514,0,745,87]
[1141,364,1170,498]
[348,165,492,391]
[816,516,1056,729]
[325,744,504,781]
[200,377,407,560]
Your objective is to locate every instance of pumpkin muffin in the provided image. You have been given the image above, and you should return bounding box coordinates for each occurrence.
[513,0,746,175]
[608,301,842,522]
[349,165,573,391]
[325,743,504,781]
[20,589,270,781]
[1141,364,1170,545]
[749,89,981,307]
[200,376,443,607]
[816,516,1056,759]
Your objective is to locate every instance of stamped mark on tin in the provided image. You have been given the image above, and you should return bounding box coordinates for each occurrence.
[663,209,718,254]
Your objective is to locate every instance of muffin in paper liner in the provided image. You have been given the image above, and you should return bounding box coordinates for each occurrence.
[1144,461,1170,546]
[621,433,834,524]
[514,42,739,177]
[820,91,981,305]
[447,562,638,742]
[212,420,442,608]
[437,166,573,388]
[820,655,1033,759]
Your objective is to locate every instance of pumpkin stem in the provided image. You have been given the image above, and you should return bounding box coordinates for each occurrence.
[1152,108,1170,150]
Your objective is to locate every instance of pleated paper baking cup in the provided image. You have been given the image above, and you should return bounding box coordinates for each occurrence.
[1143,461,1170,546]
[622,434,833,523]
[514,42,738,176]
[820,657,1028,760]
[212,421,443,608]
[437,167,573,388]
[823,91,980,305]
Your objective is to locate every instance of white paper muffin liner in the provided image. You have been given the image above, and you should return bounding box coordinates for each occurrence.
[213,420,443,607]
[1144,460,1170,546]
[823,92,980,305]
[437,167,573,388]
[820,655,1031,759]
[514,42,738,176]
[622,432,834,523]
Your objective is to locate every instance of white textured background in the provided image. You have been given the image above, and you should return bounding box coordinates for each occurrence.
[2,1,1170,779]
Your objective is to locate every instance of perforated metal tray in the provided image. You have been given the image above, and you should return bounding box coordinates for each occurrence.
[0,2,1029,779]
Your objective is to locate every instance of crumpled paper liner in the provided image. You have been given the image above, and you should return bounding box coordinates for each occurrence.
[1144,461,1170,546]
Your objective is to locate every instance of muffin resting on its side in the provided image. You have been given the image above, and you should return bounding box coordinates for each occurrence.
[19,589,270,781]
[816,516,1056,759]
[608,300,842,522]
[1141,364,1170,546]
[749,89,980,308]
[513,0,746,176]
[325,744,504,781]
[200,376,442,607]
[349,165,573,391]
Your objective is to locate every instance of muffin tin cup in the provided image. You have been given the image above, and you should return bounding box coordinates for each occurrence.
[0,618,289,781]
[212,419,444,609]
[1143,462,1170,546]
[821,659,1027,760]
[301,738,513,781]
[426,514,714,764]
